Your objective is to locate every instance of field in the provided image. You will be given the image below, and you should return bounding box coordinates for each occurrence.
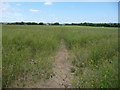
[2,25,118,88]
[0,24,2,88]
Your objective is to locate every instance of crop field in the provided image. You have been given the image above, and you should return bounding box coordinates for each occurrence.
[2,25,118,88]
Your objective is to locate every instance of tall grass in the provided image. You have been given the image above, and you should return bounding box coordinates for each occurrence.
[61,26,118,88]
[0,24,2,88]
[2,25,118,88]
[2,25,60,87]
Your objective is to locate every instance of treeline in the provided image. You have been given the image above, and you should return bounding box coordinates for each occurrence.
[1,22,120,27]
[65,23,120,27]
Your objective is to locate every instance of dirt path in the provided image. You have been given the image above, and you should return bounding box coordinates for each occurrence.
[34,39,73,88]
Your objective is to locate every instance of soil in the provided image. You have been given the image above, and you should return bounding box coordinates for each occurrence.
[34,39,73,88]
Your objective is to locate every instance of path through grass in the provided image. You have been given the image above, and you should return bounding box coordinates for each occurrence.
[2,25,118,88]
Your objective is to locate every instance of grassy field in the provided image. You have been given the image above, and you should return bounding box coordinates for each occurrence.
[2,25,118,88]
[0,24,2,88]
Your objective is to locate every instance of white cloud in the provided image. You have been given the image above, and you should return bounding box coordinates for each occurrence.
[0,2,10,12]
[16,4,21,6]
[29,9,40,12]
[44,1,53,5]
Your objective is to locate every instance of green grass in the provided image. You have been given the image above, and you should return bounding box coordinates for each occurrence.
[0,24,2,88]
[61,26,118,88]
[2,25,118,88]
[2,25,60,87]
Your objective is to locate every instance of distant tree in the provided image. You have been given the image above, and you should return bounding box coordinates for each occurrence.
[39,22,44,25]
[20,22,25,25]
[30,22,38,25]
[4,22,119,27]
[53,22,59,25]
[71,23,77,25]
[26,22,32,25]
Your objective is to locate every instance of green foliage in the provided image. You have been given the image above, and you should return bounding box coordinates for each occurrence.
[61,26,118,88]
[2,25,118,88]
[2,25,60,87]
[70,67,76,73]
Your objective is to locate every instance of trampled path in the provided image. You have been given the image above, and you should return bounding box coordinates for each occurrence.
[34,39,73,88]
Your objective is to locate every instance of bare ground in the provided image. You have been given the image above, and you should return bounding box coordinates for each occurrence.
[33,39,73,88]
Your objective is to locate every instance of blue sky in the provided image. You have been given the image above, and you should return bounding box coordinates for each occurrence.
[1,2,118,23]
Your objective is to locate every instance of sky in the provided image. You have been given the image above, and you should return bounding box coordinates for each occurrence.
[0,2,118,23]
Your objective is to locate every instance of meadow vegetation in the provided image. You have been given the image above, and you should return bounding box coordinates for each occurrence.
[0,24,2,88]
[2,25,118,88]
[61,27,118,88]
[2,25,60,87]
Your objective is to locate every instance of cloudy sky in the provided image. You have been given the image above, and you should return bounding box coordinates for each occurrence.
[1,1,118,23]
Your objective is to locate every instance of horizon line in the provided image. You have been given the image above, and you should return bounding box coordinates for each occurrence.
[1,22,119,24]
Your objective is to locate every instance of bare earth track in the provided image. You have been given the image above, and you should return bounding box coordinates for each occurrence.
[34,40,73,88]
